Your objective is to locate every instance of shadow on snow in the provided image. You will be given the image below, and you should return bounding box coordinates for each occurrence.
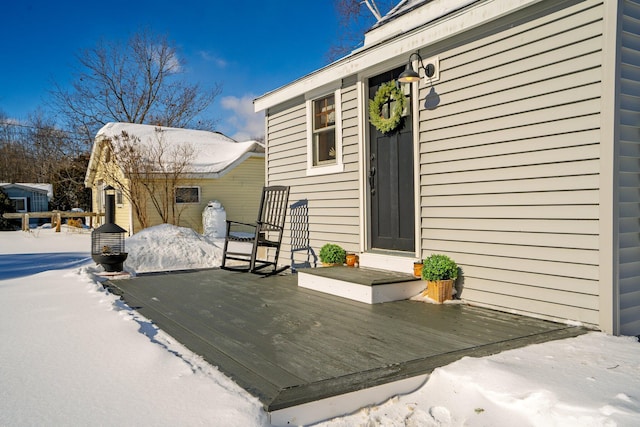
[0,252,92,280]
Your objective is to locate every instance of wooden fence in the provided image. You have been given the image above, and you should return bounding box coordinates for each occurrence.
[2,211,104,232]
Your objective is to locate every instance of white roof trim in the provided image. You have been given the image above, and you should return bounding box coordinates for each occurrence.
[363,0,478,47]
[254,0,542,112]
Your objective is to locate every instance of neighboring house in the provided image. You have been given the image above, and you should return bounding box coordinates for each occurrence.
[0,183,52,224]
[254,0,640,336]
[85,122,265,235]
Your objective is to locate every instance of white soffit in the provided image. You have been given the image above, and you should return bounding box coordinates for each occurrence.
[254,0,542,112]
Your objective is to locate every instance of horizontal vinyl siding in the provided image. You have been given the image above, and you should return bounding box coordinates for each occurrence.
[131,158,264,234]
[266,82,361,265]
[178,158,265,233]
[618,0,640,336]
[114,198,131,234]
[419,0,605,326]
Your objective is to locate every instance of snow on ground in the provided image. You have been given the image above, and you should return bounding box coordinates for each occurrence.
[320,333,640,426]
[0,225,267,427]
[1,225,639,426]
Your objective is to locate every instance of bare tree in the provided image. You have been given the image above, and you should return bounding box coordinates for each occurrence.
[328,0,396,62]
[51,153,92,211]
[137,129,196,225]
[27,112,75,182]
[102,133,150,229]
[98,128,196,229]
[0,112,87,211]
[50,30,222,144]
[0,113,32,182]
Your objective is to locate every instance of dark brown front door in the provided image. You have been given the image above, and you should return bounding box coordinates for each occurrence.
[368,67,415,252]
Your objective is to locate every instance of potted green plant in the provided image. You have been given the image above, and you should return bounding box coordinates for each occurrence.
[421,254,458,303]
[319,243,347,266]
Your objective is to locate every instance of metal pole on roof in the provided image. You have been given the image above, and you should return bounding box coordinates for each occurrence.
[363,0,383,21]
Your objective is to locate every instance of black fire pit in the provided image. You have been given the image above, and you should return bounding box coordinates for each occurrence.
[92,186,128,272]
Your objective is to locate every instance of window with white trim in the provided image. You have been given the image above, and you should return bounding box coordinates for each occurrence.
[306,88,343,176]
[313,94,336,165]
[11,197,27,212]
[175,186,200,204]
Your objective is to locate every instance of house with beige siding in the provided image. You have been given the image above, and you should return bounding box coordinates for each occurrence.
[254,0,640,336]
[85,122,265,235]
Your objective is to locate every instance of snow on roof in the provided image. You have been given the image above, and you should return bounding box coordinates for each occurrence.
[95,122,264,177]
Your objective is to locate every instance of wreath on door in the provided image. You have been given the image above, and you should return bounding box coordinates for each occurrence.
[368,80,406,134]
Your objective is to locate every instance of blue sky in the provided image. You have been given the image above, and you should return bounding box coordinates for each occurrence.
[0,1,369,140]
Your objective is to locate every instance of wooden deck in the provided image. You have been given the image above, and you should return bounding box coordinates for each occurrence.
[106,268,586,422]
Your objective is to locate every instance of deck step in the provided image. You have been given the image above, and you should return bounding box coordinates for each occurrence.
[297,266,425,304]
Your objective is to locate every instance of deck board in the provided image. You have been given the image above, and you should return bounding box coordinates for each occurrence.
[106,268,587,412]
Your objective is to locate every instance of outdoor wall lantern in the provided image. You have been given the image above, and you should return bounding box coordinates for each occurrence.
[398,52,436,83]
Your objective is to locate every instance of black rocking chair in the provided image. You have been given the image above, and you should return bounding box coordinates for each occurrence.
[221,185,290,275]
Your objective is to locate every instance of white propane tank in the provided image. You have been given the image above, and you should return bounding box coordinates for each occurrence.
[202,200,226,238]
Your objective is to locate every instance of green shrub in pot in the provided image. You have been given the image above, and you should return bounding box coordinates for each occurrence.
[319,243,347,265]
[421,254,458,281]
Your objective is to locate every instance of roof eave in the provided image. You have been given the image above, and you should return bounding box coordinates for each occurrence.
[254,0,544,112]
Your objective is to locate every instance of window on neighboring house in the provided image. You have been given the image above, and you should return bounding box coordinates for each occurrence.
[175,186,200,204]
[115,189,124,205]
[11,197,27,212]
[104,146,111,163]
[306,88,343,176]
[97,182,105,213]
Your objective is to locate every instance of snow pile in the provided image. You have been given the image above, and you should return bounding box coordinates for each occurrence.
[124,223,223,274]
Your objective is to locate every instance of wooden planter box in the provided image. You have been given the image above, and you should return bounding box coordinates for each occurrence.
[425,279,454,303]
